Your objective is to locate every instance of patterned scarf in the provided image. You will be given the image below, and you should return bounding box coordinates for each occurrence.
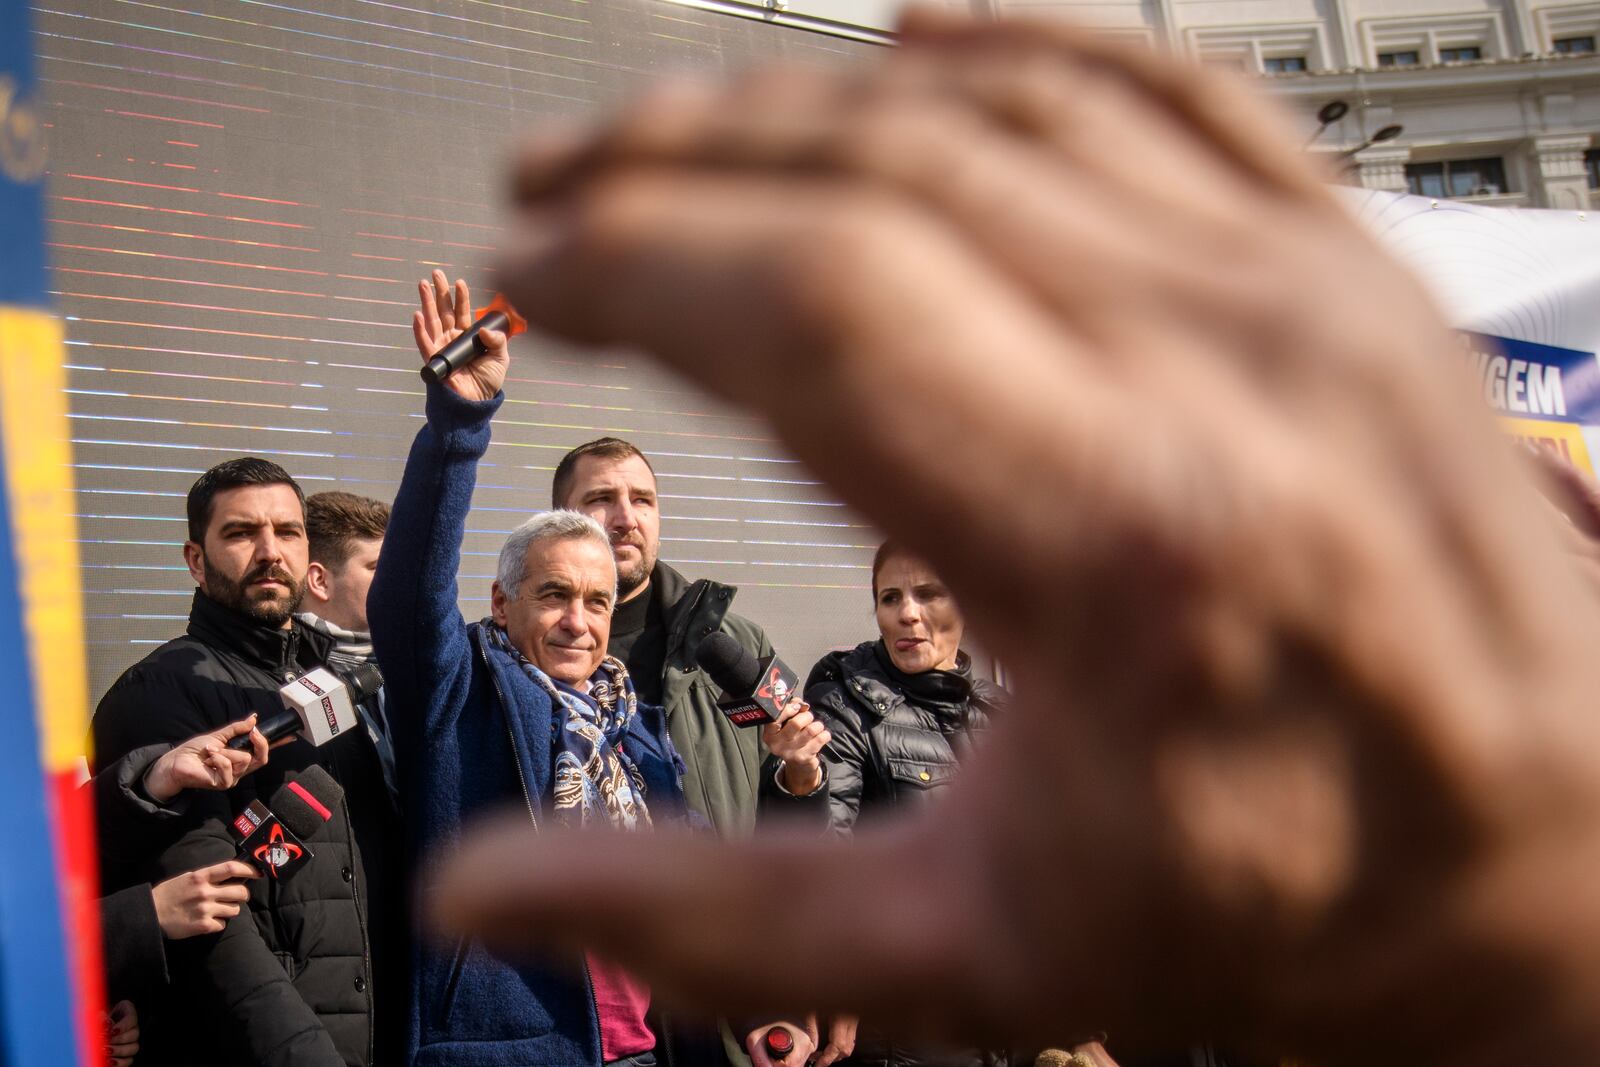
[483,622,653,831]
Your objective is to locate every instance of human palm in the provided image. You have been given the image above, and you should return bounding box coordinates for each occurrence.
[412,269,508,402]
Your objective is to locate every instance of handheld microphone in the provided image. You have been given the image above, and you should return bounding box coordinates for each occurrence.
[696,632,799,728]
[419,292,528,384]
[762,1027,794,1062]
[227,663,383,751]
[229,765,344,881]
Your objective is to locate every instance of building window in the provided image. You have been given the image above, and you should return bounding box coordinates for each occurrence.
[1405,158,1510,198]
[1263,55,1308,73]
[1378,50,1421,67]
[1439,45,1483,62]
[1553,35,1597,54]
[1587,149,1600,189]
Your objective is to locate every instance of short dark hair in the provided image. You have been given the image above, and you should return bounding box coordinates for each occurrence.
[551,437,656,508]
[186,457,304,543]
[305,491,390,569]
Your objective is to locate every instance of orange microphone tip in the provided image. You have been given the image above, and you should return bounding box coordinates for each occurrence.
[483,292,528,338]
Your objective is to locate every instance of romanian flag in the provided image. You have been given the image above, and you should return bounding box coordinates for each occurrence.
[0,2,102,1063]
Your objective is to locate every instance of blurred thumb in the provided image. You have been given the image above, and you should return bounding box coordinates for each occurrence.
[428,810,1000,1024]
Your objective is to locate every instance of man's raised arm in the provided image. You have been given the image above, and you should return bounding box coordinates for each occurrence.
[368,270,509,757]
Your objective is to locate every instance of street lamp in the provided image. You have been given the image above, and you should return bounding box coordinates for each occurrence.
[1338,123,1404,160]
[1303,99,1350,147]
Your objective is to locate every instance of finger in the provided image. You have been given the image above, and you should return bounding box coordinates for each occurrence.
[430,816,1017,1038]
[206,859,261,883]
[205,750,233,788]
[213,883,251,905]
[502,54,1198,344]
[248,727,270,772]
[1523,442,1600,542]
[453,277,473,331]
[814,1044,844,1067]
[777,708,813,733]
[477,326,507,353]
[419,278,443,344]
[507,26,1353,392]
[210,901,242,920]
[511,79,730,205]
[109,1000,132,1025]
[499,171,1139,613]
[210,713,258,742]
[413,310,435,359]
[801,732,832,759]
[897,8,1328,198]
[431,269,454,336]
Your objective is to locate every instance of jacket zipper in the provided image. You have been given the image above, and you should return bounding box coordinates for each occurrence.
[477,634,603,1065]
[341,793,375,1064]
[477,635,538,832]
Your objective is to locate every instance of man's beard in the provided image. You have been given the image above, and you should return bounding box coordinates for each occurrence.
[614,538,657,601]
[204,556,305,627]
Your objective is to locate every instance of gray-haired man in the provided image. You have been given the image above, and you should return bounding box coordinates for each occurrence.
[369,272,686,1066]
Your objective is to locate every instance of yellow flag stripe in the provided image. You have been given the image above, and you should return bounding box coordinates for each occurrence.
[0,306,90,772]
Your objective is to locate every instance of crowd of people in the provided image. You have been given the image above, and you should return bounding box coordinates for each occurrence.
[78,9,1600,1067]
[91,266,1126,1066]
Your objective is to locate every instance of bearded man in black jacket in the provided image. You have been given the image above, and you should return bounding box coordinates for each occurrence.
[91,457,399,1067]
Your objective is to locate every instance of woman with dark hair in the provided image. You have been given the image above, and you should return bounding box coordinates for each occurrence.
[763,540,1004,833]
[747,541,1019,1067]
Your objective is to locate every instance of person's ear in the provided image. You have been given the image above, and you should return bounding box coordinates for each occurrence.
[490,580,509,627]
[183,541,206,588]
[305,560,332,604]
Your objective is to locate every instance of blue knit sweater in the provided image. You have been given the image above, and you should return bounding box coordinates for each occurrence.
[370,383,685,1067]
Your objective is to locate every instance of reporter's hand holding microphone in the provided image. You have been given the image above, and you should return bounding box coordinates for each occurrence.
[151,859,260,938]
[761,698,831,798]
[141,716,270,939]
[141,714,269,803]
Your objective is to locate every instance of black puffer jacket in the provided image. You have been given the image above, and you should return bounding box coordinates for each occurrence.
[761,640,1005,835]
[758,640,1008,1067]
[94,743,181,1003]
[92,590,400,1067]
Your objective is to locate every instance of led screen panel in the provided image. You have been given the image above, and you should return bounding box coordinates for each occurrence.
[36,0,892,700]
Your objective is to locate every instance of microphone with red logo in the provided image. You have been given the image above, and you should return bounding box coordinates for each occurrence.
[228,765,343,881]
[227,663,382,751]
[696,632,800,729]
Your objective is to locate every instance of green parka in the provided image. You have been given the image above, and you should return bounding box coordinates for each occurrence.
[653,561,772,838]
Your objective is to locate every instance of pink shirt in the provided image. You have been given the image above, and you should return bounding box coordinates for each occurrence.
[587,952,654,1061]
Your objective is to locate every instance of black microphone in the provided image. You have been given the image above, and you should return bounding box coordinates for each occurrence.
[229,663,383,751]
[419,293,526,385]
[695,632,799,728]
[228,766,344,881]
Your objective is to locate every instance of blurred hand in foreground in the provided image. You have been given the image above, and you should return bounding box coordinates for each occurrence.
[436,11,1600,1065]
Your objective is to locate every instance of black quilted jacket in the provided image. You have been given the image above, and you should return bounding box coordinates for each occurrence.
[92,589,399,1067]
[760,639,1005,836]
[756,639,1008,1067]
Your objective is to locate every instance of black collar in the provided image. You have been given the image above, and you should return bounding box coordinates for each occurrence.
[186,588,330,673]
[871,639,975,712]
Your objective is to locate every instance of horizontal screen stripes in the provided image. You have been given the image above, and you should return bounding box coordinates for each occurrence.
[37,0,884,700]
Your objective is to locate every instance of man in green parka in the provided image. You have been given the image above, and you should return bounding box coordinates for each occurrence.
[554,437,773,839]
